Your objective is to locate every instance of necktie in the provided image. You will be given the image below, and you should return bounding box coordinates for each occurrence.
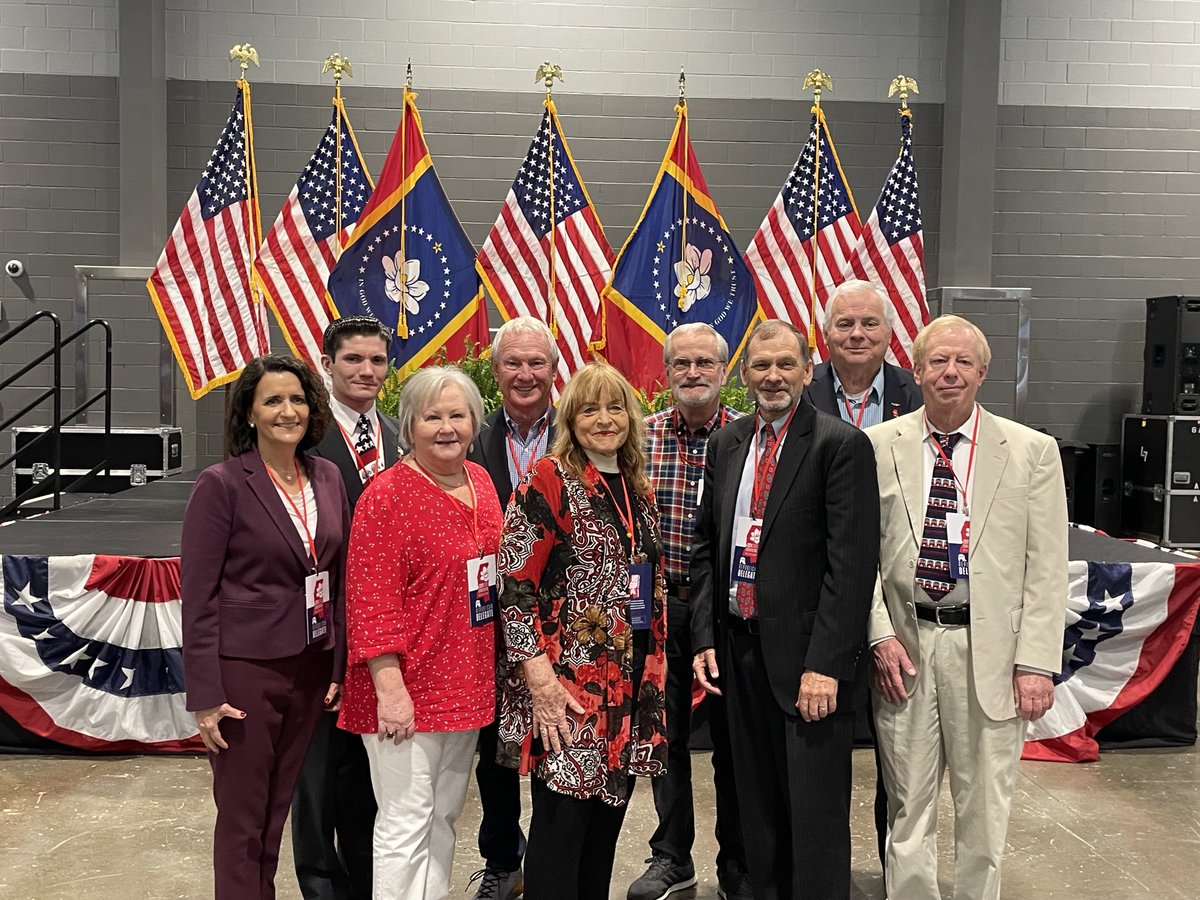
[915,432,962,603]
[354,413,378,482]
[735,423,779,619]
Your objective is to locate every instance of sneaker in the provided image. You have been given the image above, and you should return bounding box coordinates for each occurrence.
[466,865,524,900]
[627,855,697,900]
[716,867,753,900]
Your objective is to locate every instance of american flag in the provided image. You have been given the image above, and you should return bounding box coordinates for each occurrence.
[477,99,613,392]
[1024,556,1200,763]
[254,98,374,369]
[0,553,201,751]
[147,81,269,399]
[745,106,861,363]
[843,109,929,367]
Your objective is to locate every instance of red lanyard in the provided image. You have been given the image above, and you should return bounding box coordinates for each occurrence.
[925,411,980,514]
[506,418,548,483]
[599,471,638,548]
[752,406,797,510]
[265,460,318,568]
[335,416,383,481]
[412,460,482,552]
[675,408,727,468]
[842,392,868,429]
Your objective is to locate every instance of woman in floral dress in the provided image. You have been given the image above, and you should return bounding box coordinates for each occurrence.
[496,362,668,900]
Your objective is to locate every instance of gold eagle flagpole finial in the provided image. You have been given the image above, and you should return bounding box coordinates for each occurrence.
[229,43,260,81]
[535,61,564,97]
[803,69,833,109]
[889,75,919,111]
[322,53,354,89]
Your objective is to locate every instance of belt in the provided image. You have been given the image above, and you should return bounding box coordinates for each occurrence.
[915,604,970,627]
[666,581,690,601]
[725,614,761,636]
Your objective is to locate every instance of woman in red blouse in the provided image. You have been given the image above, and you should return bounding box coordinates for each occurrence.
[340,366,503,900]
[496,362,669,900]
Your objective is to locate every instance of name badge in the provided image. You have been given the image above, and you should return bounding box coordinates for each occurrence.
[468,554,497,627]
[305,570,331,644]
[628,562,653,631]
[732,515,764,585]
[946,512,970,580]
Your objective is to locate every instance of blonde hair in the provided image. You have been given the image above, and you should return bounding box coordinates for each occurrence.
[550,363,651,496]
[911,315,992,369]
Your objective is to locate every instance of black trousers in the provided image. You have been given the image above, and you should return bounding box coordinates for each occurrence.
[291,711,376,900]
[475,716,527,871]
[649,595,746,873]
[523,776,633,900]
[723,627,855,900]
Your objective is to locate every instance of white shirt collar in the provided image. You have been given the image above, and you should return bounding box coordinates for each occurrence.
[923,404,980,445]
[330,395,378,438]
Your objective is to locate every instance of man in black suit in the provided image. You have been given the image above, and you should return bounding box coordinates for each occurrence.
[806,279,922,427]
[293,316,399,900]
[465,316,557,900]
[691,319,880,900]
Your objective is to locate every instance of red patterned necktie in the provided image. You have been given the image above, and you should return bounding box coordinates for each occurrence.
[735,423,779,619]
[354,413,378,483]
[915,432,962,602]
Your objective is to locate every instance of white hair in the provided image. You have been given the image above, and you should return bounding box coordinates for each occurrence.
[491,317,559,369]
[396,365,485,451]
[823,279,893,335]
[663,322,729,366]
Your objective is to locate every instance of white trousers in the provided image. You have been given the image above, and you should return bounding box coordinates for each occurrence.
[874,618,1028,900]
[363,729,479,900]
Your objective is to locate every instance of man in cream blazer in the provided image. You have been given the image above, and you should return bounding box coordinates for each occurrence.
[867,315,1068,900]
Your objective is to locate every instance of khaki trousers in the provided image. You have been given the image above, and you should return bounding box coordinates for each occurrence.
[874,618,1027,900]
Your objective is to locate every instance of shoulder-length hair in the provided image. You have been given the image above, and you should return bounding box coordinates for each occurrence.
[550,363,650,496]
[226,354,332,456]
[396,365,485,452]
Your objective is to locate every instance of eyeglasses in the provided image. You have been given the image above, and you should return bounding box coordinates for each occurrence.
[669,357,723,374]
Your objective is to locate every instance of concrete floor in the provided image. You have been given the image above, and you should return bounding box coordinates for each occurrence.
[2,743,1198,900]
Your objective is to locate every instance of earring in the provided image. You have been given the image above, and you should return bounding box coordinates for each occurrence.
[249,421,256,429]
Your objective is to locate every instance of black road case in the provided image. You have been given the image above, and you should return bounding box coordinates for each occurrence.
[1121,414,1200,548]
[13,426,183,496]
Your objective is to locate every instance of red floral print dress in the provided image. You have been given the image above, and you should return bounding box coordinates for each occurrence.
[497,456,668,806]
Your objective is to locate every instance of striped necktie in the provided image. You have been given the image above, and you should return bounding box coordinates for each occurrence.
[914,432,962,603]
[734,423,779,619]
[354,413,378,483]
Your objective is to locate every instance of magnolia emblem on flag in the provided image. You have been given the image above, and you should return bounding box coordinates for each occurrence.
[675,244,711,312]
[349,225,458,341]
[655,218,743,330]
[382,254,429,316]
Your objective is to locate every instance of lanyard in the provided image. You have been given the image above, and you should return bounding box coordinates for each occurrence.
[506,418,548,483]
[674,407,727,468]
[335,416,383,480]
[925,411,980,515]
[598,471,638,552]
[842,391,869,429]
[752,405,797,510]
[412,460,482,552]
[265,460,318,570]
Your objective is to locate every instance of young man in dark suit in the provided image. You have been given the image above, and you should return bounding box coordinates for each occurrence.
[691,319,880,900]
[292,316,399,900]
[806,279,922,427]
[464,316,557,900]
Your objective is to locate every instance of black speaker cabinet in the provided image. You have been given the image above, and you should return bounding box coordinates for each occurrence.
[1060,440,1122,534]
[1142,295,1200,415]
[1121,415,1200,548]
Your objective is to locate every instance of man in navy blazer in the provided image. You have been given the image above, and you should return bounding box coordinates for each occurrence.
[292,317,399,900]
[806,280,922,427]
[464,316,557,900]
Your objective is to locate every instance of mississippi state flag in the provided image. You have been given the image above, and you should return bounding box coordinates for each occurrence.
[1024,558,1200,763]
[0,554,201,751]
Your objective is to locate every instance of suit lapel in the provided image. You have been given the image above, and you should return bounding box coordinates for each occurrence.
[245,454,311,570]
[483,412,514,499]
[719,419,755,555]
[307,462,340,570]
[891,417,927,546]
[761,404,814,538]
[380,415,400,467]
[964,408,1010,545]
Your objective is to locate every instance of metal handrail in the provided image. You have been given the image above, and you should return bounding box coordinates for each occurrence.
[0,311,113,519]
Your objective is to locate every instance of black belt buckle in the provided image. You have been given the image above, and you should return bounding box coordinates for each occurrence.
[918,604,970,627]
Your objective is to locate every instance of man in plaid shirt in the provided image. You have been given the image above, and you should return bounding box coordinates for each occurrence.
[628,323,751,900]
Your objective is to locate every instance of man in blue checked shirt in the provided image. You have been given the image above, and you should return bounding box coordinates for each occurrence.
[806,280,922,429]
[629,323,751,900]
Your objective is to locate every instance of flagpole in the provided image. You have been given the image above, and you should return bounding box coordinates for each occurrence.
[323,53,354,259]
[230,42,264,347]
[536,61,564,339]
[676,68,689,312]
[397,61,413,340]
[803,69,831,352]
